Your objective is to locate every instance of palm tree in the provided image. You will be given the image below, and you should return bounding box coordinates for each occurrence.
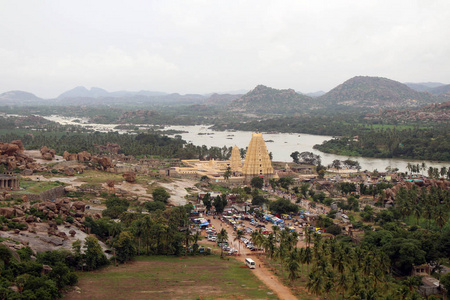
[434,206,448,229]
[303,246,313,274]
[271,225,280,241]
[285,248,300,284]
[263,233,276,259]
[421,162,426,176]
[234,229,244,255]
[131,218,144,255]
[141,215,153,255]
[307,271,324,297]
[336,272,348,298]
[217,228,228,258]
[304,226,312,247]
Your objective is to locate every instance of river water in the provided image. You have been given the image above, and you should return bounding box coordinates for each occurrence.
[43,115,450,173]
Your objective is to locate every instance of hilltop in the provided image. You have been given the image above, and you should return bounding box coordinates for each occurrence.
[0,90,44,105]
[429,84,450,95]
[318,76,443,108]
[228,85,314,114]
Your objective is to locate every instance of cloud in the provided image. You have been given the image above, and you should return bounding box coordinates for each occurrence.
[0,0,450,97]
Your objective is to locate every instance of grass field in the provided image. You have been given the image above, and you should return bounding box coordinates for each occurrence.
[14,179,65,194]
[65,255,278,300]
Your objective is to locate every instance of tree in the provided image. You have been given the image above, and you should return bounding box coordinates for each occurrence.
[290,151,300,163]
[113,231,136,263]
[250,177,264,189]
[440,272,450,298]
[286,249,301,283]
[145,201,166,212]
[278,176,294,190]
[234,230,244,255]
[84,236,108,271]
[152,187,170,203]
[102,195,130,218]
[223,166,232,181]
[269,198,299,214]
[202,193,212,212]
[217,229,228,258]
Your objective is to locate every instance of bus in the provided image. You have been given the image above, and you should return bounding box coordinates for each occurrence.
[245,258,256,269]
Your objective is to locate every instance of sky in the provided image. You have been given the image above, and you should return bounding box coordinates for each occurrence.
[1,0,449,98]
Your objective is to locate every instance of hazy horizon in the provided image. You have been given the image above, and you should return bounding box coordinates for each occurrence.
[1,0,449,98]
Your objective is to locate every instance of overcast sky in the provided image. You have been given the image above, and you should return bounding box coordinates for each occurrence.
[1,0,449,98]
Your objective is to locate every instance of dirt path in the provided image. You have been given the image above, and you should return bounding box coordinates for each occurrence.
[210,218,298,300]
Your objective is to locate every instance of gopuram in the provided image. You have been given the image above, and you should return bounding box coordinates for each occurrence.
[242,133,274,181]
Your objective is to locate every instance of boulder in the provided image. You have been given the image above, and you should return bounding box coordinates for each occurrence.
[64,167,75,176]
[10,140,24,152]
[72,201,86,212]
[0,207,14,218]
[123,172,136,183]
[77,151,91,161]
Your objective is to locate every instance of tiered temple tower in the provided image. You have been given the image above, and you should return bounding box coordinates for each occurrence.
[230,145,242,173]
[242,133,274,180]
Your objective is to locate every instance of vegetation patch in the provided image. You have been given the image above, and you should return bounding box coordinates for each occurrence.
[66,255,277,300]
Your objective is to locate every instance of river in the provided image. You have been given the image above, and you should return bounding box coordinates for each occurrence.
[42,115,450,173]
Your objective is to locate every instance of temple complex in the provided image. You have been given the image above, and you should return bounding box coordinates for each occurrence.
[242,133,274,180]
[170,133,274,184]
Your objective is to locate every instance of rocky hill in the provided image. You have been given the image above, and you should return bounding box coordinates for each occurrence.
[228,85,314,114]
[319,76,444,108]
[0,90,44,105]
[364,100,450,124]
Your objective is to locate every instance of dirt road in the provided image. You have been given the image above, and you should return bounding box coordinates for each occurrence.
[210,218,299,300]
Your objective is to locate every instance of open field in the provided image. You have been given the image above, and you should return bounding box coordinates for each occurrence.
[65,255,278,300]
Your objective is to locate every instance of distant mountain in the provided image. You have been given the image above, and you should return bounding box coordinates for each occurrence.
[205,93,242,106]
[429,84,450,95]
[0,90,44,105]
[305,91,326,98]
[318,76,443,108]
[229,85,314,114]
[405,82,445,92]
[57,86,168,99]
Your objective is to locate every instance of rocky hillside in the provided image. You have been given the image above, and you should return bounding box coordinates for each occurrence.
[364,101,450,123]
[429,84,450,95]
[319,76,445,108]
[0,90,44,105]
[228,85,314,114]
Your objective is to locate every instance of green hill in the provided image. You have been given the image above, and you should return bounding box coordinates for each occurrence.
[318,76,444,108]
[228,85,314,114]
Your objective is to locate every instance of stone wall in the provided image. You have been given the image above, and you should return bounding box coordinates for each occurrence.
[26,186,65,202]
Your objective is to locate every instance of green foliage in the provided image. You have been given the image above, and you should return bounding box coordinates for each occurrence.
[250,177,264,189]
[102,195,129,218]
[84,236,109,271]
[269,198,299,214]
[145,201,166,212]
[441,273,450,297]
[152,187,170,203]
[114,231,136,263]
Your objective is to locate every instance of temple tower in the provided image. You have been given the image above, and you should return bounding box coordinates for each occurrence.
[242,133,274,180]
[230,145,242,173]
